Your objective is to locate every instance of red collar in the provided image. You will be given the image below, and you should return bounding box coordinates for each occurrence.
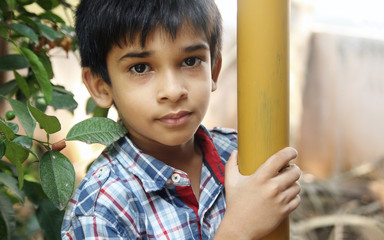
[196,128,225,186]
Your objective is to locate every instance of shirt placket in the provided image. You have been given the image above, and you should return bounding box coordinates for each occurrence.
[198,164,225,239]
[168,170,202,239]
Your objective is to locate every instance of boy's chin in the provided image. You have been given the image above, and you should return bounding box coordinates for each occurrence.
[124,121,200,148]
[157,134,195,147]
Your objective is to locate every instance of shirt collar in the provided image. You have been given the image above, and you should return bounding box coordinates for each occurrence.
[114,125,225,192]
[195,127,225,186]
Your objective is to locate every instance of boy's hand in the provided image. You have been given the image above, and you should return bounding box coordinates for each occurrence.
[215,147,301,240]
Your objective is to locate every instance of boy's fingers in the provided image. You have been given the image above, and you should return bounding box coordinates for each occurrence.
[278,164,301,186]
[285,194,301,214]
[260,147,298,178]
[279,173,301,197]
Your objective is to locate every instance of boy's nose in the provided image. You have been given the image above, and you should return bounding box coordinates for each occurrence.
[157,71,188,103]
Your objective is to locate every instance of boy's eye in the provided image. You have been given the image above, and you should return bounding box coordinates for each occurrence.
[182,57,201,67]
[130,64,150,74]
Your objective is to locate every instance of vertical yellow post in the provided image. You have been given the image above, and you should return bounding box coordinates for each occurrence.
[237,0,290,239]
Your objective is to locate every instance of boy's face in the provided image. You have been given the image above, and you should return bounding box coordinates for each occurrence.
[99,26,220,149]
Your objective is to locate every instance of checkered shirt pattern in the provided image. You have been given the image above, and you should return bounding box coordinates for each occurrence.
[61,125,237,240]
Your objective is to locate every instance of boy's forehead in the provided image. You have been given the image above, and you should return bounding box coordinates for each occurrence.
[116,23,209,50]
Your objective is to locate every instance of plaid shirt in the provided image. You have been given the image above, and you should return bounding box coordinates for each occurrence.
[61,125,237,240]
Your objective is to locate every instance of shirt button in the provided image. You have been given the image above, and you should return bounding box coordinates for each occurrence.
[171,173,181,183]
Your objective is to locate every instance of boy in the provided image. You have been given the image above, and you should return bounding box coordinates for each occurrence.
[62,0,301,239]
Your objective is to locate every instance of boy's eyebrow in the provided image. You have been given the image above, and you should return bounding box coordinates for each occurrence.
[118,44,208,62]
[183,44,209,53]
[119,51,152,61]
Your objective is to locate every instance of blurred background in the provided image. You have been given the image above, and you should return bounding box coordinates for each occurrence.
[211,1,384,238]
[212,0,384,178]
[1,0,384,239]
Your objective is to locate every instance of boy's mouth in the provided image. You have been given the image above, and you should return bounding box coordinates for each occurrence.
[157,111,191,127]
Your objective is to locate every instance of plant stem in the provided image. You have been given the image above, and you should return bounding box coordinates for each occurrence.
[31,137,50,151]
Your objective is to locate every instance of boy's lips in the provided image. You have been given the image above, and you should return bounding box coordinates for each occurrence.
[157,111,191,127]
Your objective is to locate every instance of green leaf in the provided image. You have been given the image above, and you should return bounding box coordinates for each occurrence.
[8,99,36,137]
[0,5,13,20]
[0,139,5,159]
[0,121,16,140]
[0,212,7,240]
[39,151,75,210]
[0,193,16,240]
[85,97,97,115]
[4,140,28,188]
[13,70,30,98]
[22,180,46,205]
[50,87,78,112]
[0,54,29,71]
[16,0,36,6]
[36,51,54,79]
[37,22,64,42]
[13,135,33,149]
[93,106,109,117]
[4,122,19,135]
[36,0,60,10]
[0,80,17,97]
[11,23,39,44]
[36,199,64,240]
[19,47,52,103]
[13,136,38,160]
[52,85,73,95]
[0,0,8,9]
[16,15,40,30]
[66,117,127,145]
[0,173,24,202]
[60,24,75,35]
[0,160,17,178]
[28,101,60,134]
[26,215,41,239]
[38,11,65,24]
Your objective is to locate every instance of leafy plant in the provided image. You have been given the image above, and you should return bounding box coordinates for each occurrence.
[0,0,127,239]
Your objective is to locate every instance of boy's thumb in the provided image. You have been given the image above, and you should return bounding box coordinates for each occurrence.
[225,150,240,179]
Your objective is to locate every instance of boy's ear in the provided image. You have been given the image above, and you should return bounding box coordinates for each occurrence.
[82,68,113,108]
[211,56,222,92]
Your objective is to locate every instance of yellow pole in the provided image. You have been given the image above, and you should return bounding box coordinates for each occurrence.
[237,0,290,239]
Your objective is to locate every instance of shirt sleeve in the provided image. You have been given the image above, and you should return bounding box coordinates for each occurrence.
[62,214,140,240]
[61,163,143,240]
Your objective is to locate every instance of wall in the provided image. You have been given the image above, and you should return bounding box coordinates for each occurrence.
[298,32,384,177]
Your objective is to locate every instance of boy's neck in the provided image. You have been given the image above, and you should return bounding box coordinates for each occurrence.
[131,134,203,200]
[130,134,203,171]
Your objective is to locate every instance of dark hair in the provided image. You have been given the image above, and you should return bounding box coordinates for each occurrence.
[75,0,223,84]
